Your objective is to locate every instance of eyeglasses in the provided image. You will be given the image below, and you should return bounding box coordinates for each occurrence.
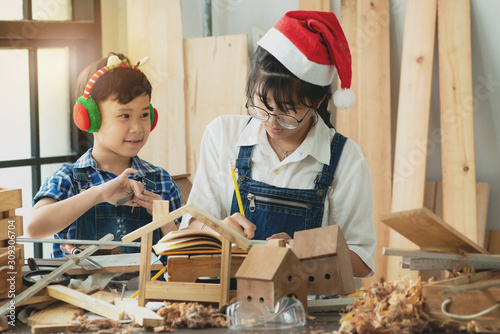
[245,102,313,130]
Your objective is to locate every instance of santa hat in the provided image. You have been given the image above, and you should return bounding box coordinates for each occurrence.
[257,10,355,109]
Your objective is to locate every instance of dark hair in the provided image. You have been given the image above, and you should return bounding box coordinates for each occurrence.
[74,52,152,107]
[246,47,333,128]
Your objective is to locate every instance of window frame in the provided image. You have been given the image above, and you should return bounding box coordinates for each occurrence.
[0,0,102,257]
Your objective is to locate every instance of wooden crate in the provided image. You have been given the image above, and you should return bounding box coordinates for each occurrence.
[0,188,22,213]
[423,270,500,328]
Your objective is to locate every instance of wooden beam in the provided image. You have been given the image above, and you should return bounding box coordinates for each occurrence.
[388,0,437,280]
[438,0,478,243]
[46,285,125,321]
[144,281,221,303]
[31,324,82,333]
[0,188,21,212]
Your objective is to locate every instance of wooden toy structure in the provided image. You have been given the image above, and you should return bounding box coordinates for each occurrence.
[121,203,251,307]
[293,225,355,296]
[235,245,308,312]
[0,188,24,299]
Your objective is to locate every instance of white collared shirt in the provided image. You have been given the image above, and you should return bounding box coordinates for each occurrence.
[182,115,376,275]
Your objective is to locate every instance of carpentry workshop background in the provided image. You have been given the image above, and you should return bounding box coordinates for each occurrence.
[1,0,500,332]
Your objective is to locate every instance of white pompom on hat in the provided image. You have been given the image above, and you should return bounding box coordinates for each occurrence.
[257,10,355,109]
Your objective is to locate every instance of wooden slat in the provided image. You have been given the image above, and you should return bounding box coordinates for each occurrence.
[355,0,392,285]
[476,183,490,248]
[31,324,82,333]
[388,0,437,280]
[298,0,331,11]
[184,35,248,183]
[46,285,125,321]
[486,230,500,254]
[126,0,187,175]
[438,0,477,243]
[27,302,84,326]
[144,281,220,303]
[167,254,245,282]
[219,238,231,306]
[336,0,359,141]
[381,208,488,254]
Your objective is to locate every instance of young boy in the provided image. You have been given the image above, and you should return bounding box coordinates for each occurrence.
[28,53,182,257]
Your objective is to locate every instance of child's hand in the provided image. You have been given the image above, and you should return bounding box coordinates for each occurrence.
[223,213,256,239]
[129,189,162,216]
[98,168,142,205]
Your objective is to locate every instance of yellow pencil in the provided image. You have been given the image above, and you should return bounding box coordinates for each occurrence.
[229,160,245,217]
[130,266,167,298]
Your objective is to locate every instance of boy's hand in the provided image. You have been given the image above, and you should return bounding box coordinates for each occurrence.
[129,189,162,216]
[99,168,141,204]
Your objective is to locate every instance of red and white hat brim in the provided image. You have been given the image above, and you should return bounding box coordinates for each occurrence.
[257,27,335,87]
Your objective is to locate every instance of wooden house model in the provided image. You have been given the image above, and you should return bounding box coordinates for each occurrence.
[235,245,308,311]
[293,225,355,295]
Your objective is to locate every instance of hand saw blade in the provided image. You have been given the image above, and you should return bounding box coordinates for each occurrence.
[115,192,134,206]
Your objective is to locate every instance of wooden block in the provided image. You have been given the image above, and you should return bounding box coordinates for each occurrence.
[90,290,121,304]
[145,281,221,303]
[184,34,248,184]
[31,323,82,333]
[0,216,23,241]
[46,285,125,321]
[127,0,187,175]
[476,183,490,248]
[381,207,487,254]
[267,239,286,248]
[438,0,477,244]
[0,188,21,212]
[167,254,245,282]
[27,301,84,326]
[0,210,15,219]
[0,245,23,297]
[114,299,164,327]
[388,0,438,281]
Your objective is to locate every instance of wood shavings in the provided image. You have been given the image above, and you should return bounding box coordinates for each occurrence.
[156,302,227,329]
[334,276,433,334]
[70,314,141,333]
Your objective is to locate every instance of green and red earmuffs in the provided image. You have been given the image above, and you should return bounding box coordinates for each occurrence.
[73,55,158,133]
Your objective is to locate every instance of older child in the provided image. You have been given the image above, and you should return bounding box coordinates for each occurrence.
[29,53,182,257]
[182,11,376,278]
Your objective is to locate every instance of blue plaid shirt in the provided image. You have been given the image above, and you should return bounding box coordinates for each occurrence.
[33,149,183,258]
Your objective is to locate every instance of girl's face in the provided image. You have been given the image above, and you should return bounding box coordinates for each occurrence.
[252,94,315,143]
[93,93,151,160]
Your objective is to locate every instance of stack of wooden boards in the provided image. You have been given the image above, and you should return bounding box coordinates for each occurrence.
[0,188,24,300]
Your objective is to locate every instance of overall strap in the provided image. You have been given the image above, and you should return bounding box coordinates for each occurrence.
[235,146,254,183]
[314,132,348,197]
[70,164,91,192]
[143,171,157,192]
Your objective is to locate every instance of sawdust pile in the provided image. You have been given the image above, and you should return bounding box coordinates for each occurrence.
[156,302,227,329]
[73,314,141,333]
[334,276,432,334]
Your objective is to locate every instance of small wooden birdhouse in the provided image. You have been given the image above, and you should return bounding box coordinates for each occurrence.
[293,225,355,295]
[235,245,308,312]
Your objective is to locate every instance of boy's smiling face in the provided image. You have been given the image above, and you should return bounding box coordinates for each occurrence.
[93,93,151,161]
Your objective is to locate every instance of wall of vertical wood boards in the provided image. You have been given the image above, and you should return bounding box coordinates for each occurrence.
[334,0,392,285]
[437,0,478,244]
[126,0,187,176]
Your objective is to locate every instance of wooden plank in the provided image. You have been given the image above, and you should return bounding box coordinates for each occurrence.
[144,281,220,303]
[114,299,164,327]
[0,188,21,212]
[388,0,437,280]
[184,35,248,183]
[127,0,187,175]
[0,234,114,317]
[438,0,477,244]
[381,208,487,254]
[27,301,84,326]
[46,285,125,321]
[90,290,120,304]
[336,0,359,141]
[487,230,500,254]
[219,238,231,306]
[354,0,392,285]
[298,0,330,11]
[0,216,22,241]
[31,324,82,333]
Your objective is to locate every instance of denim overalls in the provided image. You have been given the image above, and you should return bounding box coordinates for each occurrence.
[230,132,347,240]
[70,166,161,253]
